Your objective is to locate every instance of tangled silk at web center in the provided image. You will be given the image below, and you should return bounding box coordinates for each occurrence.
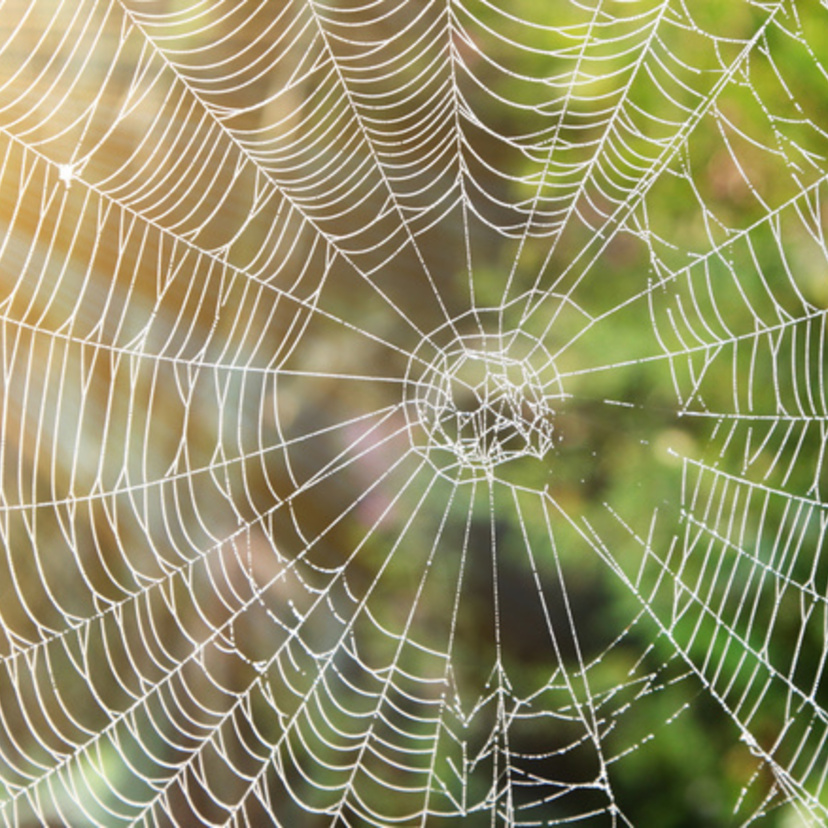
[404,322,564,482]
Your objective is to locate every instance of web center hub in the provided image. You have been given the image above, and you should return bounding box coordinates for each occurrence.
[404,327,562,481]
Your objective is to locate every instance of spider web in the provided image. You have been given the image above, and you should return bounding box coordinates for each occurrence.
[1,0,827,825]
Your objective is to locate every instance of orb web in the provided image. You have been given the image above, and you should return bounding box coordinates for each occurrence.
[1,1,828,827]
